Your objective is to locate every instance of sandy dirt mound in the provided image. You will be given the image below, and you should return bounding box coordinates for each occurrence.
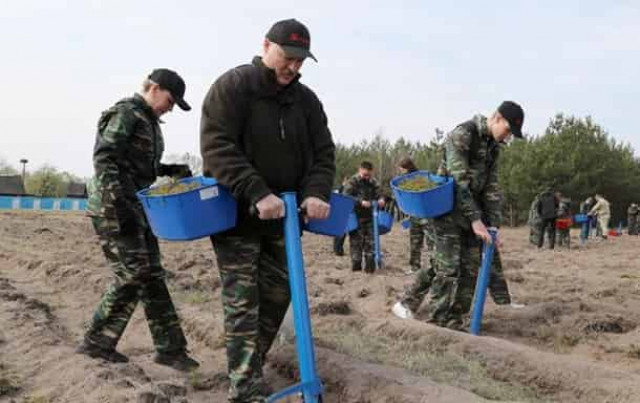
[2,210,640,402]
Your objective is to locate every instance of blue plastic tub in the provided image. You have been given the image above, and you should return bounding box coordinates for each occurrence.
[377,211,393,235]
[136,176,237,241]
[344,211,392,234]
[573,214,589,224]
[305,193,356,236]
[346,212,358,233]
[390,171,454,218]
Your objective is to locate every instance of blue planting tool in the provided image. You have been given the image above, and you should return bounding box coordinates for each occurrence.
[267,192,323,403]
[401,218,411,230]
[372,202,382,271]
[470,229,497,335]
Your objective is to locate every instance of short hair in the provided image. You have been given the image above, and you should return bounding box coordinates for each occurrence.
[141,78,157,93]
[360,161,373,170]
[397,156,418,173]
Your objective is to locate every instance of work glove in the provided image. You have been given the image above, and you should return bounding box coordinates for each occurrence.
[159,164,192,179]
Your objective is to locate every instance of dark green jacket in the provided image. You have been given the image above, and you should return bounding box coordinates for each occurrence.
[200,57,336,235]
[438,115,502,228]
[343,174,381,220]
[87,94,165,229]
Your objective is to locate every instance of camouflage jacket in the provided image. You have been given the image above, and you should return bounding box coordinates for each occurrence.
[343,174,381,220]
[439,115,502,227]
[87,94,164,225]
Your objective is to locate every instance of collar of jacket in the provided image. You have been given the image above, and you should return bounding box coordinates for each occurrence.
[129,93,162,123]
[472,115,490,139]
[251,56,301,101]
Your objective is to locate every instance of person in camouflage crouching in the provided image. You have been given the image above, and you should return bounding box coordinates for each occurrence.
[416,101,525,331]
[344,161,386,273]
[77,69,199,371]
[200,19,335,403]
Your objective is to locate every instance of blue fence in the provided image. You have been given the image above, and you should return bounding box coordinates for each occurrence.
[0,196,87,211]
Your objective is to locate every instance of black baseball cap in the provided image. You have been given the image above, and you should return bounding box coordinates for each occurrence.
[497,101,524,138]
[148,68,191,111]
[266,19,317,62]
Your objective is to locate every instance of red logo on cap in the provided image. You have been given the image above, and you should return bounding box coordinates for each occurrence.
[516,118,522,126]
[289,33,309,45]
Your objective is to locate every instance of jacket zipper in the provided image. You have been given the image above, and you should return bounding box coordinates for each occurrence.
[279,109,286,141]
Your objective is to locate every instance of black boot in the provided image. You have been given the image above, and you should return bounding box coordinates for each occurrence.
[76,340,129,363]
[154,350,200,372]
[351,260,362,272]
[364,257,376,274]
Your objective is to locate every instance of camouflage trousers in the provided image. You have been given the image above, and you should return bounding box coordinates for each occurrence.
[409,218,435,271]
[349,218,375,271]
[211,234,291,403]
[401,246,511,313]
[423,215,511,330]
[84,217,187,353]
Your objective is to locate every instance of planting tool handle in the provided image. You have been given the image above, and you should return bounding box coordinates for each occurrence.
[470,228,497,335]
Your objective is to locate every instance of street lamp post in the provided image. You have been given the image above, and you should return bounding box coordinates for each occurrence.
[19,158,28,186]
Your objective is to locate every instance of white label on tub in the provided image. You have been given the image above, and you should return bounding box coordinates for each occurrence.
[200,186,219,200]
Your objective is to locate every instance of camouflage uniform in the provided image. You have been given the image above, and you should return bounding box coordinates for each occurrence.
[84,94,188,354]
[424,115,506,330]
[628,203,638,235]
[343,174,382,272]
[528,196,542,246]
[401,229,511,313]
[409,217,435,272]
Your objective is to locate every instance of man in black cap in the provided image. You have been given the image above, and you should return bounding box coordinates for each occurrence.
[416,101,525,331]
[77,69,199,371]
[200,19,335,403]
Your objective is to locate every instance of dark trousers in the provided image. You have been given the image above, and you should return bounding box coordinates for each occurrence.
[537,218,556,249]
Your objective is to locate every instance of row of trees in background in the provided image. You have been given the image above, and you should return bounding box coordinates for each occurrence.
[3,115,639,225]
[335,114,640,226]
[0,162,83,197]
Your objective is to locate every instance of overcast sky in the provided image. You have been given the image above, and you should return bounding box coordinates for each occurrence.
[1,0,638,178]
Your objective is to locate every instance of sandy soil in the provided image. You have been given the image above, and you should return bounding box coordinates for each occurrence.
[1,210,640,402]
